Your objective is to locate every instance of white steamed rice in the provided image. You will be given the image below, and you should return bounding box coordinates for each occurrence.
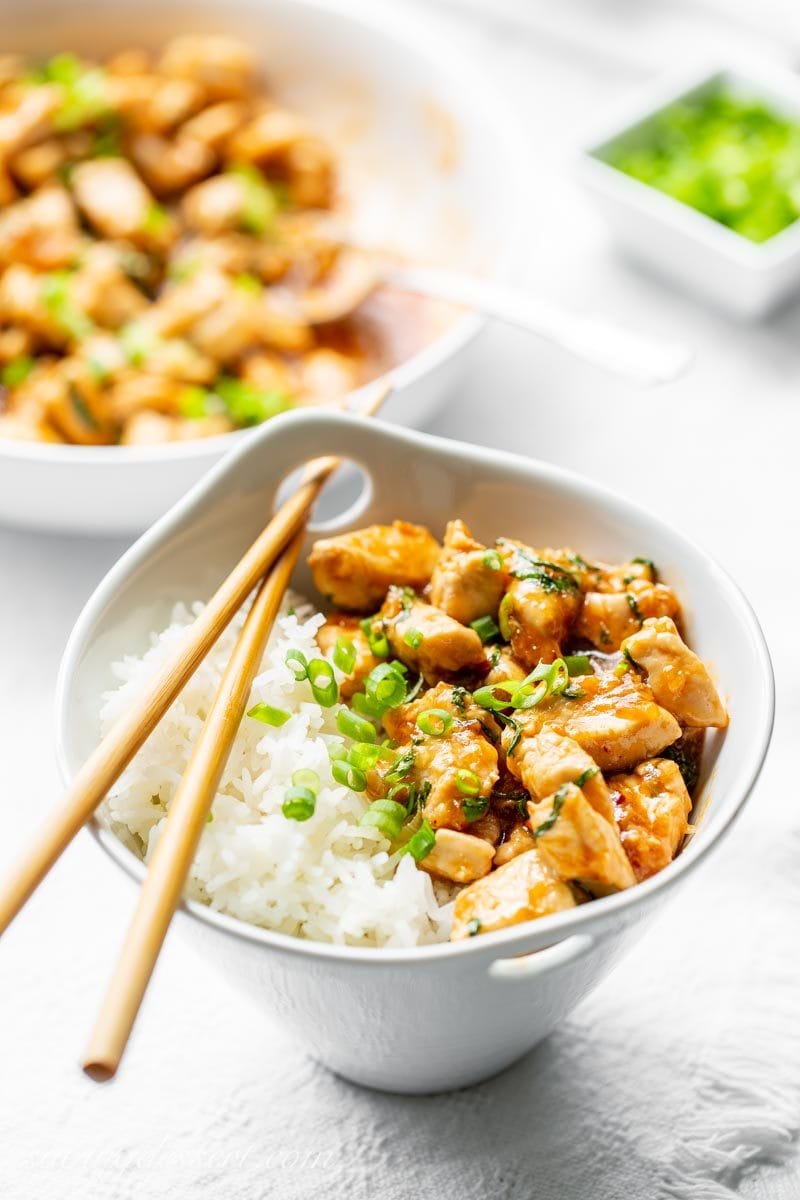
[100,594,454,947]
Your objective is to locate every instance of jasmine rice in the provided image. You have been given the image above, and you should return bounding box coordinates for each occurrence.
[99,595,454,948]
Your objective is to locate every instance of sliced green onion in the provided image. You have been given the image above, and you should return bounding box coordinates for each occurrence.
[352,691,383,720]
[403,628,424,650]
[215,375,292,428]
[348,742,381,772]
[482,549,502,571]
[455,768,481,797]
[285,649,309,681]
[416,708,453,737]
[331,760,367,791]
[307,658,338,707]
[462,795,489,822]
[359,616,389,659]
[282,785,316,821]
[402,818,436,862]
[365,661,406,712]
[247,703,291,727]
[510,659,570,709]
[563,654,591,677]
[1,356,35,389]
[328,743,348,763]
[336,707,377,743]
[234,272,262,295]
[229,162,278,234]
[473,681,517,711]
[470,615,500,644]
[292,768,320,793]
[333,636,357,674]
[498,592,515,641]
[358,798,407,840]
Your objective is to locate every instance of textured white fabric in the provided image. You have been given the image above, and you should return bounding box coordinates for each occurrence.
[1,3,799,1198]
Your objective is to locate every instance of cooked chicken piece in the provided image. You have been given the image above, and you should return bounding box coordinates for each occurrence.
[159,35,255,100]
[308,521,440,611]
[0,411,60,442]
[188,289,260,363]
[105,373,183,422]
[141,269,230,338]
[0,166,17,206]
[240,351,296,397]
[10,138,71,189]
[484,646,527,686]
[502,670,681,774]
[120,410,178,445]
[622,617,727,728]
[0,185,83,271]
[529,783,636,894]
[258,295,314,355]
[382,589,485,680]
[420,828,494,884]
[0,85,59,155]
[382,681,496,745]
[140,78,206,133]
[429,520,507,626]
[493,823,536,867]
[172,413,233,440]
[497,546,582,667]
[72,244,148,328]
[39,360,115,445]
[298,347,360,405]
[574,582,679,652]
[451,847,575,940]
[0,264,71,347]
[131,133,215,194]
[0,324,33,362]
[182,101,248,150]
[181,173,263,236]
[298,248,377,325]
[508,728,615,824]
[105,49,151,76]
[138,338,217,385]
[608,758,692,881]
[226,108,335,208]
[71,159,176,250]
[316,614,379,701]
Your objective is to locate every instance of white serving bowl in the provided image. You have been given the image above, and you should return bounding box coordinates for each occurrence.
[0,0,525,535]
[577,58,800,319]
[55,411,774,1093]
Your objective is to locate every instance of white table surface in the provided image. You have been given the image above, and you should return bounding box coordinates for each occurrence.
[1,4,799,1198]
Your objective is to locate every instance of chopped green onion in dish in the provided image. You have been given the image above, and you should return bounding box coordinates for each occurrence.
[403,628,424,650]
[482,549,503,571]
[601,88,800,244]
[331,759,367,791]
[455,768,481,797]
[292,768,320,793]
[336,707,377,743]
[307,658,339,707]
[416,708,454,737]
[563,653,591,677]
[359,798,407,840]
[282,785,316,821]
[247,702,291,727]
[401,818,436,862]
[285,649,309,681]
[1,356,35,388]
[470,614,500,644]
[333,636,357,674]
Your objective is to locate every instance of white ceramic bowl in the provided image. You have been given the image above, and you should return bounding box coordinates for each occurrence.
[0,0,526,535]
[577,58,800,319]
[55,411,774,1093]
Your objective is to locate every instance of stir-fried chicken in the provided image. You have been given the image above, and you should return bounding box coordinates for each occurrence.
[307,522,727,940]
[622,617,728,728]
[309,522,440,611]
[451,848,576,940]
[608,758,693,881]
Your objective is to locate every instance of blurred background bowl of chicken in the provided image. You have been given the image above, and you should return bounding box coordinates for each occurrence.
[0,0,525,534]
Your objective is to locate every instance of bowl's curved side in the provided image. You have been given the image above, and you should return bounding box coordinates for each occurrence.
[0,0,530,534]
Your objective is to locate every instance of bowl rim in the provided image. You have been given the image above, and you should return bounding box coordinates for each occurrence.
[576,53,800,270]
[0,0,529,467]
[55,409,776,968]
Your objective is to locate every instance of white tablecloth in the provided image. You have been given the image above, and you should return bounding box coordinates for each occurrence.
[1,3,798,1198]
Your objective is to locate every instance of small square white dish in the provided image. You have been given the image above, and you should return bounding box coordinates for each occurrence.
[576,58,800,319]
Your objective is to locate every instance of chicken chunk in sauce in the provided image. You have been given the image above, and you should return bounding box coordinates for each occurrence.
[307,521,726,939]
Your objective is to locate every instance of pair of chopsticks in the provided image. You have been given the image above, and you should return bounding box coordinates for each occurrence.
[0,380,390,1080]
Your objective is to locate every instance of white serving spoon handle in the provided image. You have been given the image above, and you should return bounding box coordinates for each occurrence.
[386,265,692,386]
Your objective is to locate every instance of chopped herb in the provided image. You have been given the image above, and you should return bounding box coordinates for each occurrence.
[307,658,338,707]
[496,711,522,756]
[470,614,500,644]
[119,321,158,367]
[574,766,599,788]
[482,549,503,571]
[632,556,657,572]
[403,628,424,650]
[467,918,482,937]
[498,592,515,640]
[143,202,171,239]
[178,386,211,420]
[234,272,262,295]
[336,707,376,743]
[41,271,94,341]
[450,686,468,712]
[384,748,414,784]
[563,653,591,677]
[508,548,580,593]
[455,768,481,797]
[333,636,357,675]
[532,785,568,837]
[359,798,407,840]
[626,593,643,623]
[282,785,316,822]
[68,384,99,429]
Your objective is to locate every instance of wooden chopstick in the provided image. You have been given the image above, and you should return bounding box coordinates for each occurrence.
[83,530,304,1081]
[0,379,390,938]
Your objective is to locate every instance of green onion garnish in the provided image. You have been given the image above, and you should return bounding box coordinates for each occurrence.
[467,918,482,936]
[364,661,406,713]
[307,658,338,707]
[359,616,389,659]
[282,785,316,821]
[41,271,94,341]
[358,798,407,840]
[336,707,377,743]
[1,356,35,388]
[563,654,591,677]
[285,649,308,681]
[574,767,599,788]
[482,549,502,571]
[333,636,357,674]
[455,768,481,797]
[473,681,517,711]
[215,376,292,428]
[470,615,500,644]
[178,386,211,420]
[416,708,453,737]
[229,162,278,234]
[247,703,291,726]
[403,628,424,650]
[384,748,414,784]
[510,659,570,709]
[292,768,320,792]
[348,741,381,772]
[331,760,367,791]
[402,818,436,862]
[462,795,489,822]
[498,592,514,641]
